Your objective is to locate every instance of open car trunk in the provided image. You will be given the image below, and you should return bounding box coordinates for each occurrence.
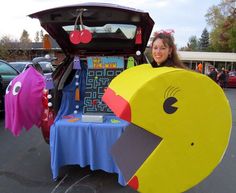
[29,3,154,143]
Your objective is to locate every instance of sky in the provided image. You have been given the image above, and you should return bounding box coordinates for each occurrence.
[0,0,222,48]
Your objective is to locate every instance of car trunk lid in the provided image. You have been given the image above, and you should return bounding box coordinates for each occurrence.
[28,3,154,56]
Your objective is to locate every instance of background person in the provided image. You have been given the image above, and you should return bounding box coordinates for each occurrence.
[218,68,228,88]
[196,63,203,73]
[208,66,218,82]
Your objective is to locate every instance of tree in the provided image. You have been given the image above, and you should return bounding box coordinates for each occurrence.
[19,30,31,48]
[19,30,32,59]
[0,35,12,59]
[0,35,19,60]
[40,30,44,41]
[228,22,236,52]
[187,36,199,51]
[34,31,40,42]
[20,30,31,42]
[205,0,236,52]
[199,28,210,51]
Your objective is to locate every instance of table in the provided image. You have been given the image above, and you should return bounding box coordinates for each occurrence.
[50,113,129,186]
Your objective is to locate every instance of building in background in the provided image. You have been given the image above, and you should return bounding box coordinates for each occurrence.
[179,51,236,74]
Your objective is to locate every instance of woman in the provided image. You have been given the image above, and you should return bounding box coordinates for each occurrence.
[151,30,186,69]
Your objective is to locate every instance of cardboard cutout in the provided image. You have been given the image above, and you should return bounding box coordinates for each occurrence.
[5,67,45,136]
[102,64,232,193]
[127,56,135,69]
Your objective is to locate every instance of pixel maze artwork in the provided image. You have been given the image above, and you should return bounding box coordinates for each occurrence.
[83,56,124,114]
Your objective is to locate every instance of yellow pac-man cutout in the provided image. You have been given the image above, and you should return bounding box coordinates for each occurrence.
[102,64,232,193]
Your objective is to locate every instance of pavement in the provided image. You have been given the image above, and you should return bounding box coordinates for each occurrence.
[0,88,235,193]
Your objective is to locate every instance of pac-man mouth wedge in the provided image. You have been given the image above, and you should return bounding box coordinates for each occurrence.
[102,64,232,193]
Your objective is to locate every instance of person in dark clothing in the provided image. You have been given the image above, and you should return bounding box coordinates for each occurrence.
[208,67,218,82]
[151,30,186,69]
[218,68,227,88]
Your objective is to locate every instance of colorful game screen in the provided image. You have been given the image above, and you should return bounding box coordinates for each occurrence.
[83,56,124,114]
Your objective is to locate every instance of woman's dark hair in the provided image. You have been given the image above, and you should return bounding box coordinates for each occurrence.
[151,32,186,69]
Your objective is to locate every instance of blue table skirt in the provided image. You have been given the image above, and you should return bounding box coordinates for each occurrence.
[50,113,129,186]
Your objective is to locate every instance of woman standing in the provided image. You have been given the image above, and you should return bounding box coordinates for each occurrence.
[151,30,186,69]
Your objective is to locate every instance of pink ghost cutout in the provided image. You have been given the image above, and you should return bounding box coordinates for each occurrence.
[5,66,45,136]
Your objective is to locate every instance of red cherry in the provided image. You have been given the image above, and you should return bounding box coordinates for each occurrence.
[92,99,97,105]
[70,30,81,44]
[80,29,92,43]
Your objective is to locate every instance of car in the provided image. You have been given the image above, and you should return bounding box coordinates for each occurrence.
[0,60,20,111]
[9,58,55,74]
[227,71,236,88]
[0,74,3,111]
[38,61,56,73]
[8,61,31,73]
[28,3,154,142]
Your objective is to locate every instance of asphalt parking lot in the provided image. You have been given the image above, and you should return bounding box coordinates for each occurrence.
[0,88,236,193]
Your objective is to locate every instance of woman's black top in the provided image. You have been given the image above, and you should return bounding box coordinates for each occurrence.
[151,59,173,68]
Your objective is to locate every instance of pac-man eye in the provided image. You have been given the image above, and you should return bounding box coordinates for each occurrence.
[6,81,12,95]
[163,97,178,114]
[12,81,22,96]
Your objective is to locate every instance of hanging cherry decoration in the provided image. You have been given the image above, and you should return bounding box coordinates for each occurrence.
[70,30,81,44]
[69,9,92,45]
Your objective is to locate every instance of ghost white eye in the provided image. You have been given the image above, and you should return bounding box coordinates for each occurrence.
[6,81,12,95]
[12,81,22,96]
